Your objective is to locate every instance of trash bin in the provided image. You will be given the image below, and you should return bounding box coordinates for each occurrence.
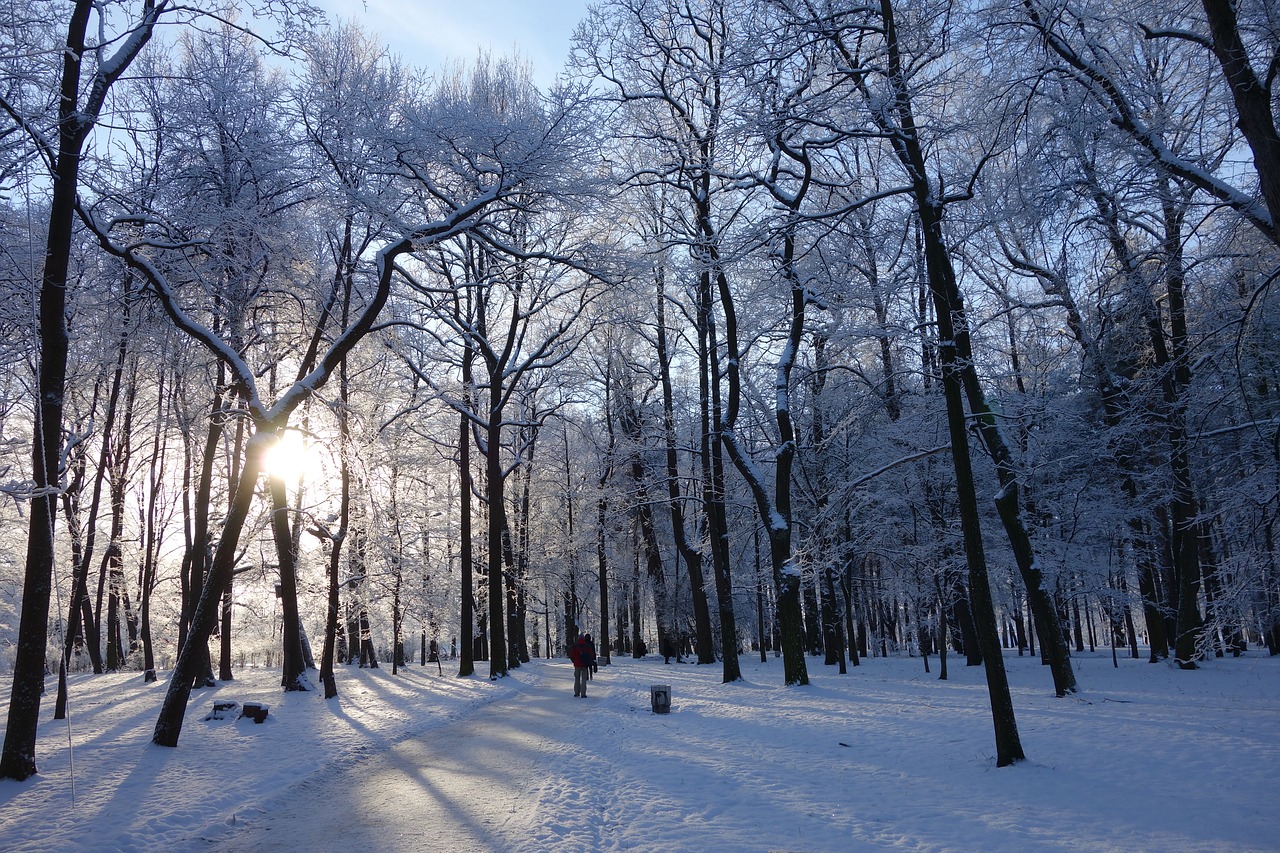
[650,684,671,714]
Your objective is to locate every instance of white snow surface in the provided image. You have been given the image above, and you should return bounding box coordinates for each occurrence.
[1,650,1277,852]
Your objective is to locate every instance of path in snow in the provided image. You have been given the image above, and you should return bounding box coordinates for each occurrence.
[208,661,599,852]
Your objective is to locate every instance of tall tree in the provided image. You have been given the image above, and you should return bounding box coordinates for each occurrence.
[0,0,171,782]
[578,0,751,683]
[653,257,717,664]
[385,55,601,678]
[86,50,541,733]
[296,20,407,698]
[878,0,1027,759]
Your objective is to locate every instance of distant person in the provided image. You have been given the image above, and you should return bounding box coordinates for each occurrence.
[569,633,597,697]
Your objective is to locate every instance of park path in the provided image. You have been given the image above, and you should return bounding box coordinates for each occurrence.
[207,661,606,853]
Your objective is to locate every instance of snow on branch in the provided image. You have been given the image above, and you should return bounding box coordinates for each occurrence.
[1022,0,1275,241]
[845,444,952,491]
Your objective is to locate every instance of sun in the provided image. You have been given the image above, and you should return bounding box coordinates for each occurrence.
[263,429,318,483]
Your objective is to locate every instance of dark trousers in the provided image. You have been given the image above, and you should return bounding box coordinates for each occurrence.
[574,666,589,696]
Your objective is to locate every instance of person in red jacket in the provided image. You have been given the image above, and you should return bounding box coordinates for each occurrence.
[569,633,597,697]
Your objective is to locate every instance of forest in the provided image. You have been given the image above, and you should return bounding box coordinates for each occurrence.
[2,0,1279,779]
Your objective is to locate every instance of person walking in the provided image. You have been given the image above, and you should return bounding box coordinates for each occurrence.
[569,633,597,697]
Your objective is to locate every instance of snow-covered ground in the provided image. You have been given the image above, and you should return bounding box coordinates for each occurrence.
[0,649,1276,852]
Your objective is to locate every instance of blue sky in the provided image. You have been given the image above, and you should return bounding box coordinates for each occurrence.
[315,0,593,88]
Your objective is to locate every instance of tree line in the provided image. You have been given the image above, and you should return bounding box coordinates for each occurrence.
[1,0,1278,777]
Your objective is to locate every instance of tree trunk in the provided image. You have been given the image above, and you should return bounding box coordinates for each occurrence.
[269,470,308,690]
[696,243,743,682]
[859,0,1078,698]
[804,575,823,657]
[10,8,168,761]
[620,377,671,661]
[1159,185,1206,668]
[935,577,950,681]
[630,546,644,657]
[512,424,537,665]
[458,328,477,677]
[139,372,170,683]
[153,429,270,747]
[823,565,847,674]
[931,281,1025,764]
[392,555,404,673]
[319,434,348,698]
[655,268,715,663]
[485,411,508,679]
[501,508,522,670]
[3,0,93,780]
[842,557,861,667]
[181,382,230,690]
[873,0,1023,763]
[596,490,611,663]
[706,194,814,684]
[104,545,124,672]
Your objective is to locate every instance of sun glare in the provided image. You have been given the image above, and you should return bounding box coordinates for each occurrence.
[264,430,318,483]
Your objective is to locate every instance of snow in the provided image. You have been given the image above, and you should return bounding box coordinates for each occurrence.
[1,650,1277,852]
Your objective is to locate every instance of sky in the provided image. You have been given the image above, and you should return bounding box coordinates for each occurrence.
[315,0,594,89]
[1,650,1277,851]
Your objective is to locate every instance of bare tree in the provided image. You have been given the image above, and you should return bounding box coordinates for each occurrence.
[578,0,750,683]
[384,55,604,679]
[0,0,172,782]
[84,48,547,737]
[1022,0,1280,247]
[295,20,409,698]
